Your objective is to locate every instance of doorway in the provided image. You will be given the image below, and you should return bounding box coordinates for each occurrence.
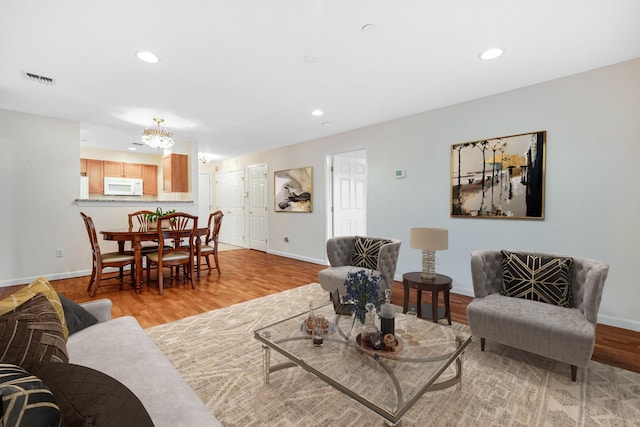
[215,169,245,246]
[248,163,268,251]
[326,149,367,238]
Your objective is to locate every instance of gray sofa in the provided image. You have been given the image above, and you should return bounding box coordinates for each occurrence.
[466,250,609,381]
[67,299,220,427]
[318,236,401,296]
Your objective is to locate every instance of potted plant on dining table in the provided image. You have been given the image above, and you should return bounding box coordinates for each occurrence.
[144,208,176,229]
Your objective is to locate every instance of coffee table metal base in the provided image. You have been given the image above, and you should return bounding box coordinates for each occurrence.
[259,334,467,426]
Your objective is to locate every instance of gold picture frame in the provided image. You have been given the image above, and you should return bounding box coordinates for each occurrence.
[274,166,313,212]
[451,131,546,219]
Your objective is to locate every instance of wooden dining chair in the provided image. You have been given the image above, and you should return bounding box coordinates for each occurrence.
[128,210,163,255]
[80,212,135,297]
[199,210,224,274]
[128,210,153,229]
[146,212,198,295]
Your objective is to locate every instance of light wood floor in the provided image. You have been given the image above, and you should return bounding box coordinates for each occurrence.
[7,249,640,373]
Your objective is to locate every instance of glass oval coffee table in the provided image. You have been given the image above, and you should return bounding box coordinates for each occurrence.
[254,302,471,426]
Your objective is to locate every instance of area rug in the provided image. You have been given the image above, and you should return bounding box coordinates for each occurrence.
[146,283,640,426]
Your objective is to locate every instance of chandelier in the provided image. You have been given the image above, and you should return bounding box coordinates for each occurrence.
[198,153,210,164]
[141,118,174,150]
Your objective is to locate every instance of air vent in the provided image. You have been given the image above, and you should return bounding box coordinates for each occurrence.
[132,142,144,146]
[22,71,56,86]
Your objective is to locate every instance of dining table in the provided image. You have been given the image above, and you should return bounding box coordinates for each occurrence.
[100,226,209,293]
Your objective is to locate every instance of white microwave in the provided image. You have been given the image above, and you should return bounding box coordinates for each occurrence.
[104,177,143,196]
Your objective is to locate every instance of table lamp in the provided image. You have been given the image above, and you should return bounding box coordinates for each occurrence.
[410,228,448,280]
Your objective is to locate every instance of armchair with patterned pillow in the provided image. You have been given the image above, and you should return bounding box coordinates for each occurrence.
[466,249,609,381]
[318,236,401,298]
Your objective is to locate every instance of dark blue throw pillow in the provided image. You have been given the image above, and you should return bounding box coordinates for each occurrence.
[30,362,154,427]
[57,293,98,335]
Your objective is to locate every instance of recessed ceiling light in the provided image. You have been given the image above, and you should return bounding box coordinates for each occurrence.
[311,109,324,116]
[480,47,504,60]
[136,51,160,64]
[128,147,137,151]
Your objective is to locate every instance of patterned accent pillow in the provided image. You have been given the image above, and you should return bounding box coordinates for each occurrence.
[0,293,69,372]
[351,236,391,270]
[0,277,69,340]
[501,250,574,307]
[0,362,61,427]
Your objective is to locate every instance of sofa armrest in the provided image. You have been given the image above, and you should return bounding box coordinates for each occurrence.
[377,239,401,290]
[581,262,609,323]
[79,299,113,323]
[470,250,503,297]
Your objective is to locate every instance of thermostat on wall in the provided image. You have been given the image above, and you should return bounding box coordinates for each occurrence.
[394,169,406,179]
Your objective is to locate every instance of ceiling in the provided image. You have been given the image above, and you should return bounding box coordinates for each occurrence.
[1,1,639,160]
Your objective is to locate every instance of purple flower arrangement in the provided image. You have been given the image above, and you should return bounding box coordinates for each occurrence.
[344,269,383,324]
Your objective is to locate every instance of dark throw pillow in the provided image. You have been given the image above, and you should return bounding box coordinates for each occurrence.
[57,293,98,335]
[501,250,574,307]
[0,362,61,427]
[0,293,69,372]
[29,362,154,427]
[351,236,391,270]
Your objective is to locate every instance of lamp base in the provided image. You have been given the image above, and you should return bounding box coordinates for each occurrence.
[421,250,437,280]
[420,271,436,280]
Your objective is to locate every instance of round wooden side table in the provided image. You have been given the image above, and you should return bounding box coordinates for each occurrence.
[402,272,452,325]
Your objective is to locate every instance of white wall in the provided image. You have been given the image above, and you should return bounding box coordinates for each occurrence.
[213,58,640,331]
[0,111,84,282]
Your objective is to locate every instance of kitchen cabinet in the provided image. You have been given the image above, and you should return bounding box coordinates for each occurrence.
[86,159,104,194]
[123,163,143,178]
[103,161,123,177]
[162,154,189,192]
[142,164,158,195]
[104,161,143,178]
[81,159,157,195]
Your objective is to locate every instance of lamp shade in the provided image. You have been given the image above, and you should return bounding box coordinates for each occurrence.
[410,228,448,251]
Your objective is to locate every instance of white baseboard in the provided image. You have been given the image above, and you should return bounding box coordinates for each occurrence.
[0,270,93,288]
[597,314,640,332]
[266,249,326,266]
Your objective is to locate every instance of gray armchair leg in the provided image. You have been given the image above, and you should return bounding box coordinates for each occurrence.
[571,365,577,382]
[480,337,485,351]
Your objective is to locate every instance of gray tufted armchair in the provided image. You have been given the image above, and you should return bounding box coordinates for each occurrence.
[466,249,609,381]
[318,236,401,297]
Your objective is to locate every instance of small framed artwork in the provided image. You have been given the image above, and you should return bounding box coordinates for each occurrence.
[451,130,546,219]
[274,166,313,212]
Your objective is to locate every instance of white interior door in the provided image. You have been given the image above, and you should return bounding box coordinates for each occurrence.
[329,150,367,237]
[198,173,211,228]
[216,169,245,246]
[248,164,268,251]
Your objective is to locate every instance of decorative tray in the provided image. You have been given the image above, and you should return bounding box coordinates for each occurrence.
[300,322,335,335]
[355,333,403,354]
